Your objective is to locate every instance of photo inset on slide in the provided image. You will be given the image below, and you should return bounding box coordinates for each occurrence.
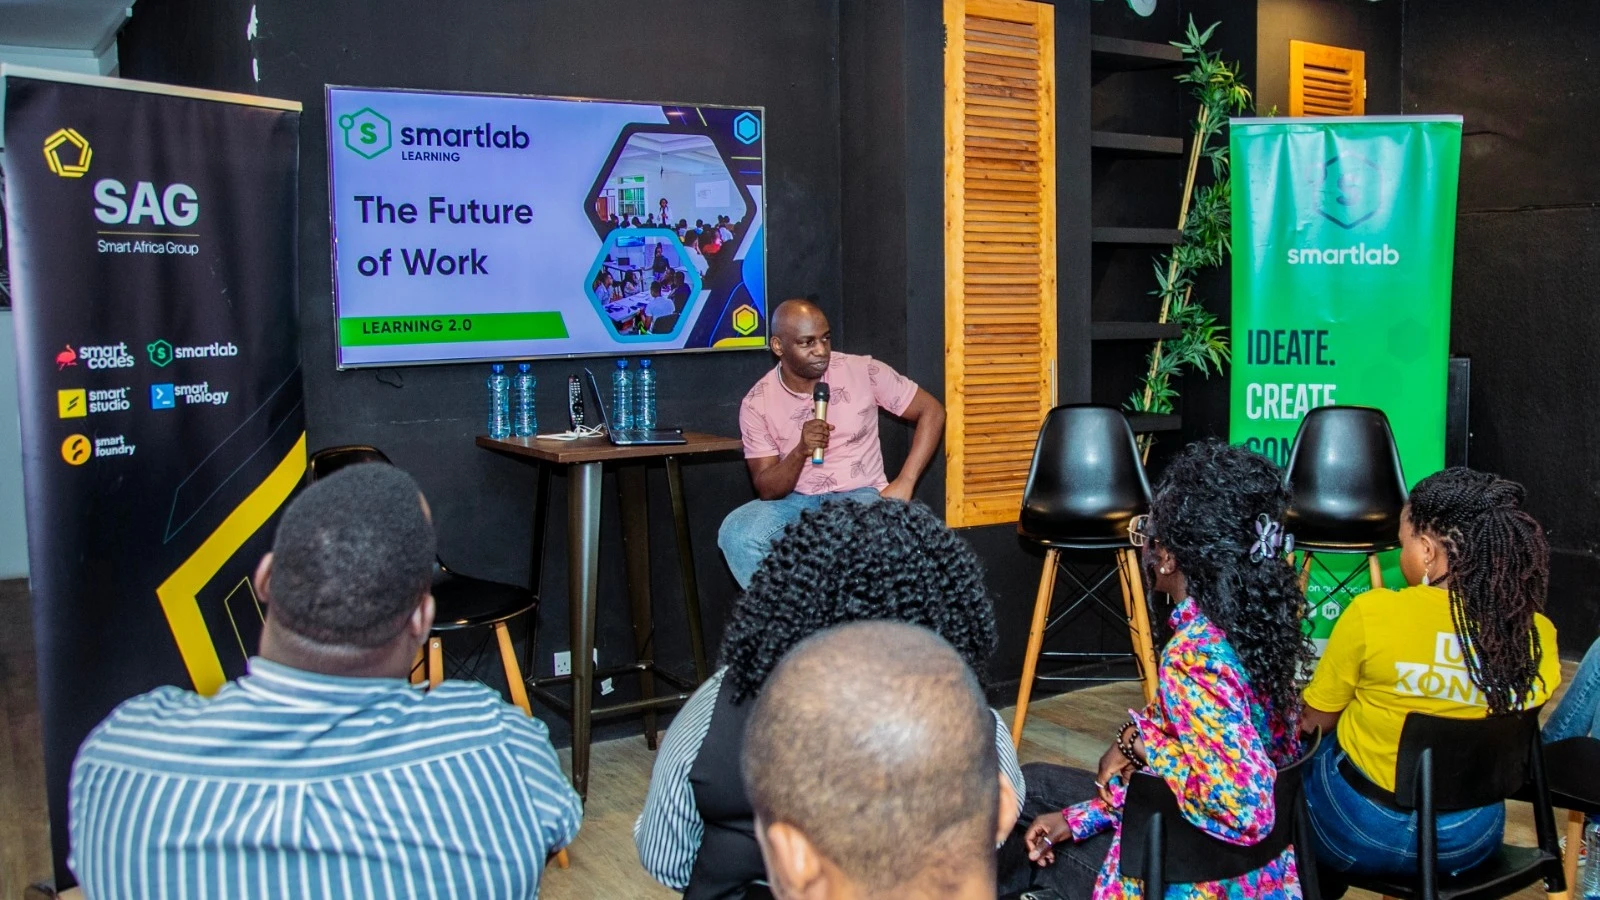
[589,131,751,282]
[586,229,703,341]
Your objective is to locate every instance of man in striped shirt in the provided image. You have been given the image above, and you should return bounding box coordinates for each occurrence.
[68,464,581,898]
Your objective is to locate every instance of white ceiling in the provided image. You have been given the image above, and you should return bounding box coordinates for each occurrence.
[0,0,133,53]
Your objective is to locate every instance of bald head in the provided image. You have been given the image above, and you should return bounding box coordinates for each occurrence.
[743,621,1001,897]
[769,299,832,385]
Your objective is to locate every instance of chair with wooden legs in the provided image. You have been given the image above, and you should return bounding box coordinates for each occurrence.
[1282,406,1408,605]
[1531,737,1600,895]
[1012,405,1159,748]
[307,446,570,869]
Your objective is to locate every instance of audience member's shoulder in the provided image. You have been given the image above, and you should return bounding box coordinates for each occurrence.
[78,684,208,754]
[423,679,553,741]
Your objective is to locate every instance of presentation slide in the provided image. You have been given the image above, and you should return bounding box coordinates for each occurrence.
[326,86,767,368]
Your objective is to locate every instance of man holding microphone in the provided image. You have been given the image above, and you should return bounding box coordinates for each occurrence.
[718,298,945,588]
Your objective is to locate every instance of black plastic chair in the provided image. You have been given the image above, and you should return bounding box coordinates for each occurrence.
[1282,406,1408,601]
[1343,708,1564,900]
[305,445,539,715]
[1012,405,1158,746]
[1534,737,1600,894]
[1121,729,1323,900]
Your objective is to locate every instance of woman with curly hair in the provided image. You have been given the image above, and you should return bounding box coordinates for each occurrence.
[635,498,1023,900]
[1002,439,1314,900]
[1300,468,1561,879]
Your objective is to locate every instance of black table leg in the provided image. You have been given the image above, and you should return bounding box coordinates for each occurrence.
[617,463,659,750]
[568,461,602,799]
[666,456,709,683]
[524,464,550,681]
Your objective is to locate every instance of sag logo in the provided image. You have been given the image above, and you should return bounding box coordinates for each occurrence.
[1316,153,1385,230]
[339,107,392,159]
[43,127,92,178]
[60,434,91,466]
[58,389,87,419]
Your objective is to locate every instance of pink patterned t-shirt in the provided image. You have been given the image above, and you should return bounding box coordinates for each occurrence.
[737,352,918,495]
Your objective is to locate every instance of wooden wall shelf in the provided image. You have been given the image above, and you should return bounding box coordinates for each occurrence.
[1090,35,1183,71]
[1090,321,1184,341]
[1090,131,1184,157]
[1091,227,1182,246]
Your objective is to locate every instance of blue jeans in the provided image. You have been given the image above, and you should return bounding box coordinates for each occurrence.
[1544,635,1600,742]
[1304,733,1503,877]
[717,488,882,588]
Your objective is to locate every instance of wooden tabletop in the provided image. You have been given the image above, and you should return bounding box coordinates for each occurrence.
[476,431,743,464]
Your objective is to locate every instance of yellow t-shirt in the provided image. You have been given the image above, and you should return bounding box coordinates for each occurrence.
[1302,584,1561,792]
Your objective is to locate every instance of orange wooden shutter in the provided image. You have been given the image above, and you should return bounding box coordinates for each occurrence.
[943,0,1056,528]
[1289,40,1366,116]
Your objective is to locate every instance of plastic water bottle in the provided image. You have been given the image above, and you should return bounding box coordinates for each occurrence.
[637,358,657,428]
[487,364,511,439]
[513,363,537,437]
[612,359,635,430]
[1583,817,1600,900]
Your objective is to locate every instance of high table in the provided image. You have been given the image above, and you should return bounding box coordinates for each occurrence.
[476,431,743,798]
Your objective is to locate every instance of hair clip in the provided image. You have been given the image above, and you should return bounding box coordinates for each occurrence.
[1250,514,1293,563]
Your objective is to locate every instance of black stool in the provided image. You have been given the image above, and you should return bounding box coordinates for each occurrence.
[1343,708,1564,900]
[1122,729,1322,900]
[306,445,539,715]
[1012,405,1158,746]
[1282,406,1408,604]
[1535,737,1600,893]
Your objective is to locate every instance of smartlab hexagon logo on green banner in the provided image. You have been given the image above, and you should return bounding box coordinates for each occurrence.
[338,107,392,159]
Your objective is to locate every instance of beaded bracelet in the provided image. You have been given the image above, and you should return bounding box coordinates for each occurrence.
[1116,720,1146,769]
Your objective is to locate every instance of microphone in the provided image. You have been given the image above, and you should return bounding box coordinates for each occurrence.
[811,382,830,465]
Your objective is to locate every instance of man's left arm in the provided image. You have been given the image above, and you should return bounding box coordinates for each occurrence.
[882,388,944,501]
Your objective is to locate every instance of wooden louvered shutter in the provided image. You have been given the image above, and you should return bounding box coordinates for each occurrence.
[1289,40,1365,116]
[943,0,1056,528]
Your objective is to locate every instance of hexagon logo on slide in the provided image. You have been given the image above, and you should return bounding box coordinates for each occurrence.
[585,228,703,343]
[338,107,392,159]
[732,112,761,145]
[584,128,752,242]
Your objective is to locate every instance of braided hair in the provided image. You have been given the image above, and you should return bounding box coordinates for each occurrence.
[719,499,998,704]
[1147,440,1313,736]
[1406,468,1548,715]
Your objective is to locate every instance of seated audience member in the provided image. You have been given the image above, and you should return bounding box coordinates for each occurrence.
[647,213,659,227]
[632,216,643,227]
[1301,468,1561,880]
[684,232,710,276]
[717,216,734,243]
[716,298,943,588]
[701,226,723,255]
[68,465,581,898]
[744,621,1021,900]
[1545,634,1600,742]
[636,499,1024,900]
[1003,440,1313,900]
[672,270,692,305]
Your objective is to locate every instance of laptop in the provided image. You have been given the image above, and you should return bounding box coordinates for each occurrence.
[583,367,687,446]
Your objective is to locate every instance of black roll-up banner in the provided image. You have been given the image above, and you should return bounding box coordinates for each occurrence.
[2,68,304,885]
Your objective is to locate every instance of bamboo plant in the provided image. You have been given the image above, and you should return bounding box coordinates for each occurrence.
[1127,18,1254,459]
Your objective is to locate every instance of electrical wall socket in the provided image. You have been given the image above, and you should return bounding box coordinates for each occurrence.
[552,649,600,677]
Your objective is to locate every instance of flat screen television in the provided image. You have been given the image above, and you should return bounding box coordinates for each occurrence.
[325,86,767,369]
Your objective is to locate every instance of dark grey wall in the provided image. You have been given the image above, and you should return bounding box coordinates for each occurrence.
[122,0,846,743]
[1404,0,1600,653]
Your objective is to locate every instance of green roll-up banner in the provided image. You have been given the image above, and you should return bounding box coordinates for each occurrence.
[1227,116,1462,652]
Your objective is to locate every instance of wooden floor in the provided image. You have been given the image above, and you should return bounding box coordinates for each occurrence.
[0,574,1578,899]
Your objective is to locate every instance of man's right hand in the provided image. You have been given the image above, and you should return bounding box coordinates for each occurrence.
[799,418,835,455]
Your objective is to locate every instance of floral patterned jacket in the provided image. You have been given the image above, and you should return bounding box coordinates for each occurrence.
[1064,597,1302,900]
